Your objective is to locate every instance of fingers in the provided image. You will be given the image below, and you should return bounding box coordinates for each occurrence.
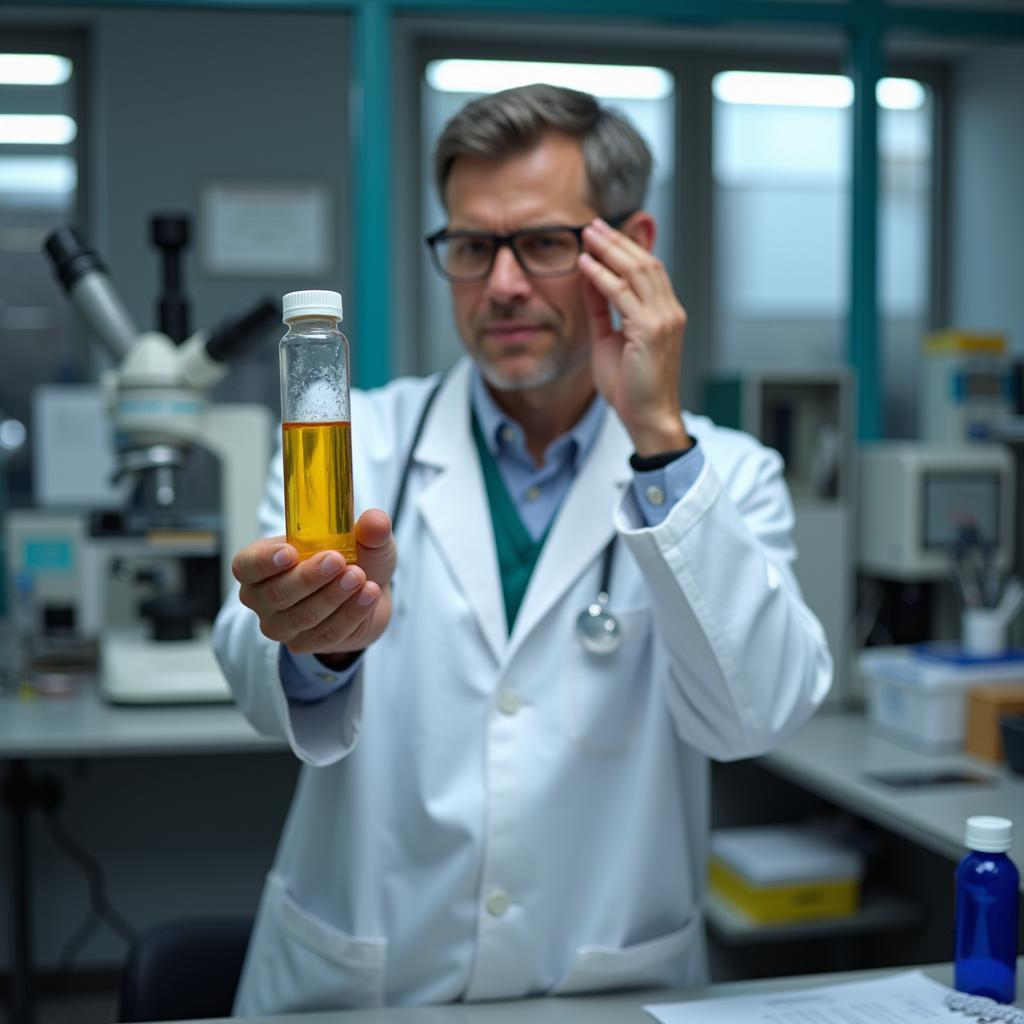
[580,218,673,307]
[354,508,397,587]
[232,536,297,587]
[244,549,358,616]
[580,272,615,340]
[578,249,646,321]
[278,579,384,655]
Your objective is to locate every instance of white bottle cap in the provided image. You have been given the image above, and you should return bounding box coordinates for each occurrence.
[282,290,343,323]
[965,815,1013,852]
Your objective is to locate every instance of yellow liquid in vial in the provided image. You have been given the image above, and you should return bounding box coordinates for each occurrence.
[282,421,356,562]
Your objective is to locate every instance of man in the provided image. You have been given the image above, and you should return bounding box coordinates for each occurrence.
[213,84,832,1016]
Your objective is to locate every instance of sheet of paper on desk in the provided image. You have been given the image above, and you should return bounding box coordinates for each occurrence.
[644,971,957,1023]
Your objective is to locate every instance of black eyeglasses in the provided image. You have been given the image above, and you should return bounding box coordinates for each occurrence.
[424,212,635,283]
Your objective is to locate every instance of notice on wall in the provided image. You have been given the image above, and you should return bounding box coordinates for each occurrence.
[201,182,330,276]
[645,971,961,1023]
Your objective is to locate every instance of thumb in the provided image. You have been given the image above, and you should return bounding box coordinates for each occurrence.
[354,508,396,586]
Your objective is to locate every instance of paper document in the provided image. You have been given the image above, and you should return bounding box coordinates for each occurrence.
[644,970,959,1023]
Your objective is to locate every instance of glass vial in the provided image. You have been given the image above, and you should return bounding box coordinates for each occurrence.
[954,815,1019,1003]
[279,290,355,562]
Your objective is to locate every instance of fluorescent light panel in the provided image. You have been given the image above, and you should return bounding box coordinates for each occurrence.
[427,60,674,100]
[0,115,77,145]
[0,53,72,86]
[712,72,926,111]
[0,156,77,193]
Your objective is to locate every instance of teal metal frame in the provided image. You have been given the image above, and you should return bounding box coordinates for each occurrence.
[30,0,1024,434]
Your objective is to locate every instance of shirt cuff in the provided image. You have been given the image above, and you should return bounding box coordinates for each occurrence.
[629,442,706,526]
[279,646,361,704]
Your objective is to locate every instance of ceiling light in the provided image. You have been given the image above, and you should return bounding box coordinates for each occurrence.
[713,71,925,111]
[426,60,674,100]
[0,115,77,145]
[0,53,72,86]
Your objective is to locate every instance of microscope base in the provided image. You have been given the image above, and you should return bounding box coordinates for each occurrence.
[100,627,232,704]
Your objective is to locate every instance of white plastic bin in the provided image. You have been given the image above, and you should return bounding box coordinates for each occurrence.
[860,646,1024,750]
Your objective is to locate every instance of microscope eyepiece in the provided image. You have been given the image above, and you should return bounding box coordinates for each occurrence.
[41,224,139,360]
[43,226,108,293]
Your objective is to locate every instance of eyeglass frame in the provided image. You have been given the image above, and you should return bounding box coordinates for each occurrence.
[423,211,636,283]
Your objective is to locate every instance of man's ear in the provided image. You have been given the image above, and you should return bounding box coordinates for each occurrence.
[623,211,656,253]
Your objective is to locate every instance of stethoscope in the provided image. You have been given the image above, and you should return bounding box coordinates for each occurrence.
[390,376,623,657]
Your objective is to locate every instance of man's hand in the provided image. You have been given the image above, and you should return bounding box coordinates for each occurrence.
[232,509,395,659]
[578,217,691,456]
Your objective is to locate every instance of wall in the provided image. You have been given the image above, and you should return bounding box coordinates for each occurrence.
[949,43,1024,353]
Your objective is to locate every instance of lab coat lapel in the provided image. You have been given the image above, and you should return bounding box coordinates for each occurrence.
[414,360,507,664]
[508,407,633,659]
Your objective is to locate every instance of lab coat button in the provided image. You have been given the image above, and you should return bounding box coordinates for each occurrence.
[644,484,666,506]
[486,889,510,917]
[497,690,520,716]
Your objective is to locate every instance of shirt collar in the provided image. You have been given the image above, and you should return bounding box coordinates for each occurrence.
[469,366,606,471]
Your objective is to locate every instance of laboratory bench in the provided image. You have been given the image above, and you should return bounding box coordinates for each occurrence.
[758,711,1024,872]
[131,959,1024,1024]
[3,693,1023,1024]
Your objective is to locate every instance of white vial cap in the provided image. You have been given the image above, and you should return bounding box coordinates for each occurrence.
[282,290,343,323]
[965,815,1013,852]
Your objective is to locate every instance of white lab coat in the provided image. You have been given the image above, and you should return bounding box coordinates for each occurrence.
[213,358,832,1016]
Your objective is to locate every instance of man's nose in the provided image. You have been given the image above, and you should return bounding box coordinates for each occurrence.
[484,243,531,303]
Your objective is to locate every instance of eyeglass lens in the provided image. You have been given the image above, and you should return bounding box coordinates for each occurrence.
[437,228,581,279]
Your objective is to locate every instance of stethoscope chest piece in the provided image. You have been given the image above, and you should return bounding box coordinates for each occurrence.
[576,591,622,655]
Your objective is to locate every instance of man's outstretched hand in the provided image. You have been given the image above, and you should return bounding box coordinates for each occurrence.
[232,509,395,661]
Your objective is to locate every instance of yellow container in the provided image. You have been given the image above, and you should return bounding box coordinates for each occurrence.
[925,329,1005,354]
[708,825,863,925]
[709,858,859,924]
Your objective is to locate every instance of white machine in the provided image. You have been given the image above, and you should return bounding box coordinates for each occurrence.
[44,219,276,703]
[858,442,1014,583]
[921,330,1014,444]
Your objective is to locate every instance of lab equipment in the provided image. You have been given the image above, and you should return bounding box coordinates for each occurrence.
[860,646,1024,750]
[708,824,864,925]
[858,443,1014,582]
[279,290,355,562]
[961,578,1024,656]
[954,815,1018,1003]
[43,219,277,703]
[921,330,1014,444]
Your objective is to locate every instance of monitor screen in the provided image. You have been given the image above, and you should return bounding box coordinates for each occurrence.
[922,473,1000,549]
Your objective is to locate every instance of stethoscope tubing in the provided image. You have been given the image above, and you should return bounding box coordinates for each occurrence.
[389,372,619,653]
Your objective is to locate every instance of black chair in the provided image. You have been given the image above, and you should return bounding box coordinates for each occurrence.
[119,917,253,1022]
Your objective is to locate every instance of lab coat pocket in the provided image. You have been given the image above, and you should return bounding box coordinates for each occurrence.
[570,607,652,753]
[553,917,701,996]
[251,875,387,1012]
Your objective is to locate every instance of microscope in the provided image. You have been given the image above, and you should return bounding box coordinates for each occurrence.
[43,216,277,703]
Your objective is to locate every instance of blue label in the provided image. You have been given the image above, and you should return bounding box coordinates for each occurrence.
[24,540,73,572]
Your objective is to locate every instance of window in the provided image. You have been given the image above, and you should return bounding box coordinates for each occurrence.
[711,69,934,436]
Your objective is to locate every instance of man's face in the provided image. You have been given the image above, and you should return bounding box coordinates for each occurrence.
[443,133,596,393]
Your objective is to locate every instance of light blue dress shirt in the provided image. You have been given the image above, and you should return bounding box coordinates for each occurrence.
[280,369,705,702]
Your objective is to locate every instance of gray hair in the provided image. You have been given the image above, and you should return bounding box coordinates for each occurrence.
[433,83,652,217]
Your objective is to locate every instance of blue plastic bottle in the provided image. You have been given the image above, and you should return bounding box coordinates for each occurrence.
[954,815,1019,1003]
